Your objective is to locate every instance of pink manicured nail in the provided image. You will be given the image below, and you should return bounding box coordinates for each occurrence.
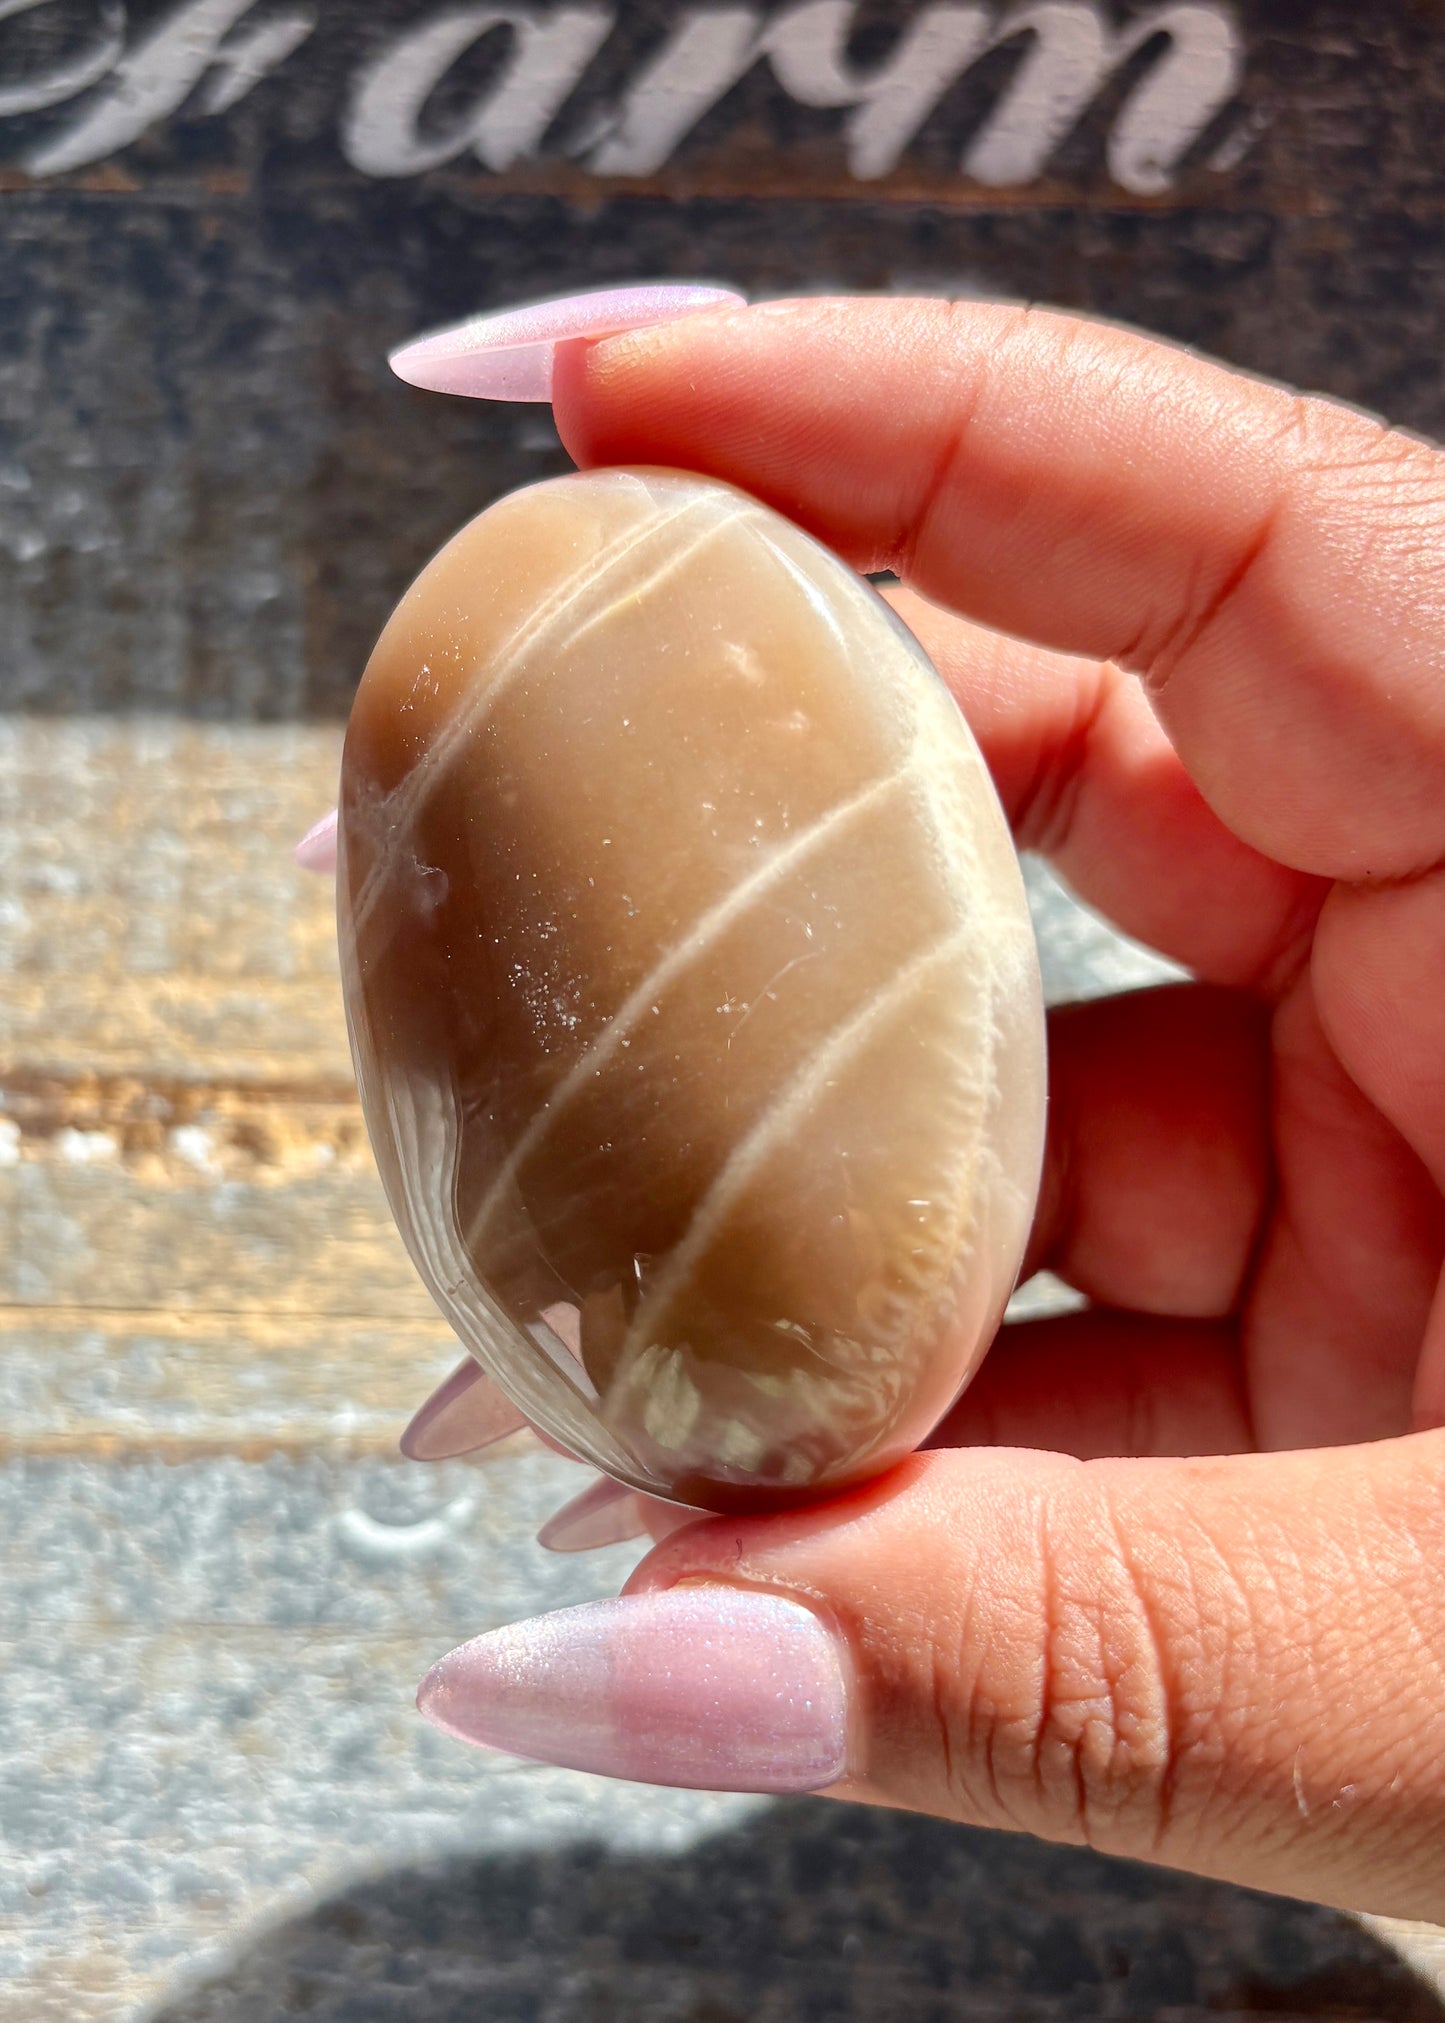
[638,1498,709,1544]
[537,1475,646,1553]
[401,1357,530,1461]
[293,809,337,873]
[390,283,746,401]
[417,1587,849,1793]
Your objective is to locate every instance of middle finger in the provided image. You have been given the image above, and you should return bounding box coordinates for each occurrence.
[1027,982,1272,1319]
[888,585,1327,996]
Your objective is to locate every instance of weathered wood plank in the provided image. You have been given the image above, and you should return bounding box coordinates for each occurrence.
[6,6,1445,722]
[2,1453,1440,2023]
[0,721,1154,1462]
[0,1308,457,1458]
[0,1449,694,2022]
[0,719,340,969]
[0,719,450,1465]
[0,977,350,1083]
[0,720,344,1074]
[0,1138,417,1315]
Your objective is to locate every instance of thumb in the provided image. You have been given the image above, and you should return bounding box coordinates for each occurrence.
[629,1441,1445,1919]
[418,1439,1445,1920]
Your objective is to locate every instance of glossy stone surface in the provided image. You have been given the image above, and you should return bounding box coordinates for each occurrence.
[338,470,1045,1509]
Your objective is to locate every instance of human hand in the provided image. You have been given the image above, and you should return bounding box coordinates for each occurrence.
[406,296,1445,1921]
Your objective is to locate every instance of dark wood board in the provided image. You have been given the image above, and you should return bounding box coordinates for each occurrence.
[3,0,1445,716]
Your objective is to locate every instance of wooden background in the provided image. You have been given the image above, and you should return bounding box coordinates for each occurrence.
[3,3,1445,2017]
[5,0,1445,720]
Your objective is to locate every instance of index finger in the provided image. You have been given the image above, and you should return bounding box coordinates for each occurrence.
[554,299,1445,881]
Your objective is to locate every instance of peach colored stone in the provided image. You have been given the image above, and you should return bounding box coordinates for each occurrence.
[339,470,1045,1509]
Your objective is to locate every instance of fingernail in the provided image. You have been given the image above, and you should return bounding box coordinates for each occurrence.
[416,1587,849,1793]
[639,1497,708,1543]
[401,1357,530,1461]
[293,809,337,873]
[390,282,746,402]
[537,1475,646,1553]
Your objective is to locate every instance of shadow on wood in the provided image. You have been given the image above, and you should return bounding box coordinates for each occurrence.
[145,1798,1444,2022]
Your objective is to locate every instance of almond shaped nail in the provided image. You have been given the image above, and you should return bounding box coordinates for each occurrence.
[417,1588,849,1793]
[389,282,745,401]
[536,1475,646,1553]
[401,1357,530,1461]
[293,808,338,873]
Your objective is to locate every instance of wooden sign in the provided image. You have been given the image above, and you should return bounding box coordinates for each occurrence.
[8,1,1253,195]
[2,2,1442,714]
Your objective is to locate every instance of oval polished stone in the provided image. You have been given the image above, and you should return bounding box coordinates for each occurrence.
[339,469,1046,1510]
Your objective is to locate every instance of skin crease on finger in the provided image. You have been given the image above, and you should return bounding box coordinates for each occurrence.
[484,299,1445,1917]
[628,1440,1445,1919]
[1310,869,1445,1421]
[879,589,1330,997]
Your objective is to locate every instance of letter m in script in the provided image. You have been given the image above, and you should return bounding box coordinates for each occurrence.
[587,1,1244,192]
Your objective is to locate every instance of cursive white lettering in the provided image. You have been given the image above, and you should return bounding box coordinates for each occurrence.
[965,2,1241,193]
[589,2,1005,181]
[0,0,122,118]
[196,8,315,117]
[26,0,315,176]
[1101,3,1240,194]
[582,0,1240,189]
[343,5,611,177]
[7,0,1250,194]
[584,8,756,177]
[768,4,994,181]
